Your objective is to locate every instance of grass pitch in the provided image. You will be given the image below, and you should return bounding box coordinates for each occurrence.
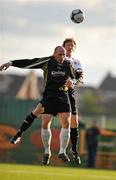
[0,163,116,180]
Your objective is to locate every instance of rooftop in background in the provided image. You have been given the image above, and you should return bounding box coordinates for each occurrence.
[0,71,44,99]
[99,72,116,92]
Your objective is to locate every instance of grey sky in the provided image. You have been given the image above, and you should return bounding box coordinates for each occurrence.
[0,0,116,86]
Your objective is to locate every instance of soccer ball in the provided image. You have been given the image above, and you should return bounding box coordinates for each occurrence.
[70,9,84,24]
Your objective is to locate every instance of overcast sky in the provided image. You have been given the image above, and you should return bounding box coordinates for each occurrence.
[0,0,116,87]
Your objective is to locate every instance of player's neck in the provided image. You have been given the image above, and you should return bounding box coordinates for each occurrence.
[66,53,71,58]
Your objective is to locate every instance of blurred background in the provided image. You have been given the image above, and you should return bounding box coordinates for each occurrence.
[0,0,116,170]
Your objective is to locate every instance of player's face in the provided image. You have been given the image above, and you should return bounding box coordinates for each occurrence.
[54,48,66,63]
[64,41,76,57]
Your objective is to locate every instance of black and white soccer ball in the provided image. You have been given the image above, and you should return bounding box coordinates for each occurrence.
[70,9,85,24]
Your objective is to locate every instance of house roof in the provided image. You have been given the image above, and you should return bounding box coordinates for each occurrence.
[16,71,41,100]
[0,72,44,99]
[99,73,116,92]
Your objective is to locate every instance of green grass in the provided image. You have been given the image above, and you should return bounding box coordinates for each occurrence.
[0,163,116,180]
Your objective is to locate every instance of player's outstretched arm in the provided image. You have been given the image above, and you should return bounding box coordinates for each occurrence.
[0,56,52,71]
[0,62,11,71]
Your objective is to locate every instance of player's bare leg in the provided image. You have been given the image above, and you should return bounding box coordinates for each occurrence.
[41,114,52,165]
[58,112,71,162]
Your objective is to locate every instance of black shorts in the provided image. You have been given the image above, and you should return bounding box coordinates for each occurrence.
[68,88,78,115]
[41,95,71,116]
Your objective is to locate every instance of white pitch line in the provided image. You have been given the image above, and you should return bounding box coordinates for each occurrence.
[0,169,116,179]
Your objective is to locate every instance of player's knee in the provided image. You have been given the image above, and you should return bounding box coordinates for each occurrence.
[42,122,51,129]
[33,105,44,117]
[70,114,79,128]
[62,120,70,129]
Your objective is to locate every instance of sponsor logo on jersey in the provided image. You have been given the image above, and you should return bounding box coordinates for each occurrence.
[51,71,66,76]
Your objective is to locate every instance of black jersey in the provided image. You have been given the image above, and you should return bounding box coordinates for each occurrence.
[11,56,74,97]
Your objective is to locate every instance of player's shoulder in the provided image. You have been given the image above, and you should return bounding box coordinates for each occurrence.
[43,55,53,60]
[72,57,81,64]
[66,57,81,64]
[42,55,53,64]
[64,59,71,66]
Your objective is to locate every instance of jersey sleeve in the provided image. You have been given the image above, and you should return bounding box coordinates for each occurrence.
[11,56,52,69]
[72,59,83,82]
